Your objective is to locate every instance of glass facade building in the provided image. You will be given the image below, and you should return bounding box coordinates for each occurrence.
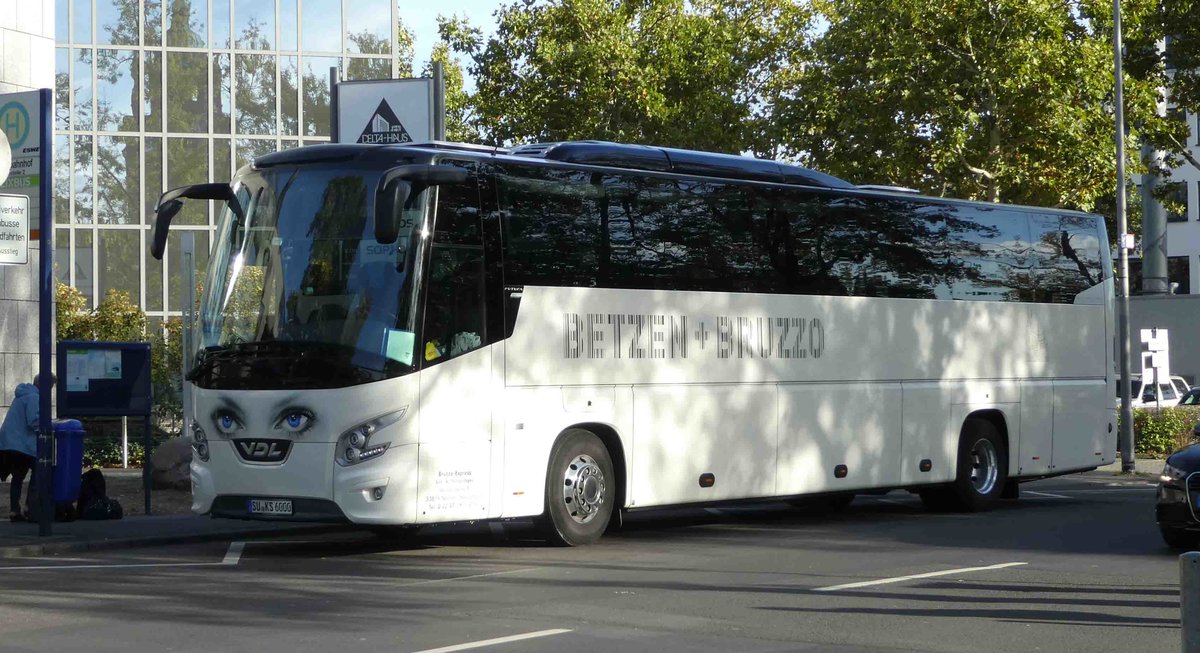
[53,0,400,326]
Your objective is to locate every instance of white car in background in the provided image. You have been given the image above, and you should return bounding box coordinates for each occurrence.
[1121,373,1191,408]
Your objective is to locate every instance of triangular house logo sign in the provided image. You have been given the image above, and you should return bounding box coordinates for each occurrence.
[358,99,414,144]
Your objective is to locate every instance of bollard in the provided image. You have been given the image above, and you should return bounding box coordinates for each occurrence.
[1183,552,1200,652]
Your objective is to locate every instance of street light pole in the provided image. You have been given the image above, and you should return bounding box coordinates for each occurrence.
[1112,0,1136,472]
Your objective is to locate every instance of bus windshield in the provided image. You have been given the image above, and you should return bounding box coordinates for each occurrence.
[191,162,423,389]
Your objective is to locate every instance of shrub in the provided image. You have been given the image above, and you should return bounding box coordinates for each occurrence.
[1132,406,1200,457]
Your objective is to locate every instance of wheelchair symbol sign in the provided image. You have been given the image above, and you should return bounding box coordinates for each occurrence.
[0,102,30,150]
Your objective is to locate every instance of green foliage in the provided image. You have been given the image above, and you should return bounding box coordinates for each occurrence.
[1133,406,1200,457]
[83,438,145,469]
[450,0,809,155]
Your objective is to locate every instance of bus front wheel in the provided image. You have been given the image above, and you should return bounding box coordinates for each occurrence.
[920,418,1008,512]
[541,429,616,546]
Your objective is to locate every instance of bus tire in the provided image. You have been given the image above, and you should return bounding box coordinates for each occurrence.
[920,419,1007,512]
[541,429,616,547]
[951,418,1008,511]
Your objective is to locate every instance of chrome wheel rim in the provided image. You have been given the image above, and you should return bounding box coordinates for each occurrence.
[969,438,999,495]
[562,453,606,524]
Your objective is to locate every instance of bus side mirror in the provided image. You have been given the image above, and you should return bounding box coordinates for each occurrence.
[375,178,411,245]
[374,164,469,244]
[151,199,183,260]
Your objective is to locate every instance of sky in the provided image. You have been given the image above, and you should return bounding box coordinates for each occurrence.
[405,0,504,70]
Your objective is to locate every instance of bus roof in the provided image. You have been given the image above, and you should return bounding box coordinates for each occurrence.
[250,140,1101,221]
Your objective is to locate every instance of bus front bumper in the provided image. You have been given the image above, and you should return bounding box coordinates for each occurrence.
[191,442,420,525]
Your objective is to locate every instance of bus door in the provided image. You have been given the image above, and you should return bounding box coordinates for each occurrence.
[415,162,495,523]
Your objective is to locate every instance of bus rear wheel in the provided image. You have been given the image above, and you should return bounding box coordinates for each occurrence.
[919,418,1007,512]
[541,429,615,546]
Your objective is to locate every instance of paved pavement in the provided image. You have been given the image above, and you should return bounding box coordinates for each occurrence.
[0,471,1178,653]
[1096,457,1167,475]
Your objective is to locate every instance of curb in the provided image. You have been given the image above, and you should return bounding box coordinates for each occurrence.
[0,523,353,559]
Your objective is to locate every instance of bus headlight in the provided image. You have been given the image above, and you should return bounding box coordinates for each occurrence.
[191,422,210,462]
[336,408,407,467]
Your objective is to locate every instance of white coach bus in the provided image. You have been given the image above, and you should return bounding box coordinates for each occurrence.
[150,140,1116,545]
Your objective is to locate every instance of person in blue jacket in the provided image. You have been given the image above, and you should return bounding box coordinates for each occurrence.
[0,375,51,521]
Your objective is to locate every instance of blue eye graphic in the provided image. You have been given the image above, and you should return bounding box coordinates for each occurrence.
[212,410,242,435]
[276,409,314,434]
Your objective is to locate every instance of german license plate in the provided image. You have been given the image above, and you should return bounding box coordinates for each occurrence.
[247,499,293,516]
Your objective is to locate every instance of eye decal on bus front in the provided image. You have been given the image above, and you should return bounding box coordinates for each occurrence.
[212,409,243,436]
[274,408,315,434]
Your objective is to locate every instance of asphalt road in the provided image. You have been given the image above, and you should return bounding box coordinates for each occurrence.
[0,473,1177,653]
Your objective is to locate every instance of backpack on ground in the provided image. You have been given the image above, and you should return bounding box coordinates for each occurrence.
[76,469,122,520]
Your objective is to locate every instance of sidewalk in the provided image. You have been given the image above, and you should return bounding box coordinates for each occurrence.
[0,514,351,559]
[1095,457,1166,476]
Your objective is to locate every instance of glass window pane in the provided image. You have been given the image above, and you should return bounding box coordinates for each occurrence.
[56,0,69,42]
[345,0,389,54]
[1169,256,1190,294]
[54,136,71,225]
[75,229,95,306]
[346,57,390,81]
[281,139,300,150]
[73,135,94,225]
[166,0,207,47]
[55,48,70,130]
[145,0,163,46]
[144,51,162,131]
[167,52,209,133]
[301,0,340,52]
[144,136,163,224]
[214,138,231,181]
[72,0,92,43]
[235,138,276,169]
[302,56,337,136]
[212,0,231,48]
[167,137,210,225]
[279,0,297,50]
[54,228,70,286]
[213,53,231,133]
[234,0,274,49]
[97,136,140,225]
[235,53,277,134]
[147,238,164,311]
[168,231,211,311]
[99,229,141,302]
[97,0,139,45]
[74,48,93,130]
[280,56,299,135]
[1166,182,1188,222]
[96,49,139,131]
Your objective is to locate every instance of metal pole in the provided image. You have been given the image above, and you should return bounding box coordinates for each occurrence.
[121,416,128,468]
[329,66,340,142]
[433,61,446,141]
[36,88,53,537]
[142,412,151,515]
[1113,0,1136,473]
[1182,552,1200,652]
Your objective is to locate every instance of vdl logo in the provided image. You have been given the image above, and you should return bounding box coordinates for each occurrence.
[0,102,30,150]
[234,438,292,464]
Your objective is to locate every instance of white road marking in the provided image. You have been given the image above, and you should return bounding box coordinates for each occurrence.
[223,541,245,565]
[409,629,572,653]
[0,541,253,572]
[398,567,538,587]
[0,561,227,571]
[813,562,1028,592]
[1025,491,1071,499]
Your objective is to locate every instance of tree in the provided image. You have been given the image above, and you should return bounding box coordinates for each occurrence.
[776,0,1134,212]
[448,0,810,155]
[426,16,478,143]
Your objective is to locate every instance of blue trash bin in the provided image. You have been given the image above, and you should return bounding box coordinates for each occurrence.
[52,419,86,504]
